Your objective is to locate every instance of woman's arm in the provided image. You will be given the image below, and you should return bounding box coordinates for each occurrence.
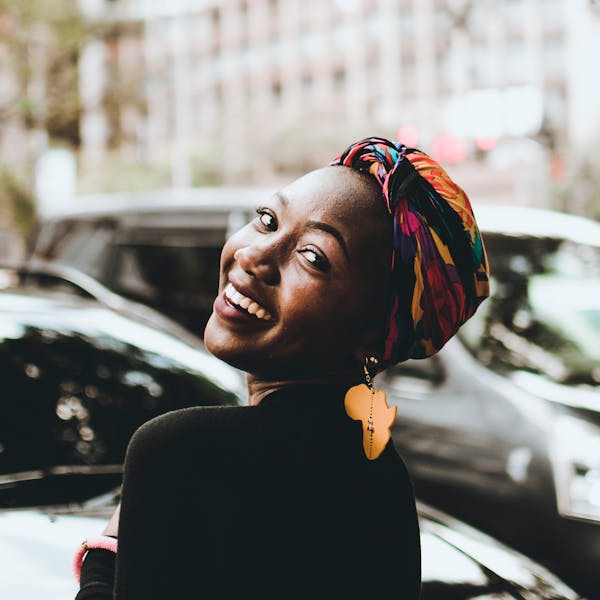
[74,504,120,599]
[74,550,115,600]
[102,503,120,537]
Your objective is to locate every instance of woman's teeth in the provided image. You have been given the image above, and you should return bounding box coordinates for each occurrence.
[224,283,272,321]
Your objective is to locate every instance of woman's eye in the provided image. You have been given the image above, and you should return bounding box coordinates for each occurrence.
[299,247,330,272]
[255,208,277,231]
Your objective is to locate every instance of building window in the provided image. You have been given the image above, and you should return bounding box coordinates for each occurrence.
[213,83,223,106]
[300,28,321,56]
[544,84,566,129]
[543,35,565,81]
[269,36,283,63]
[301,72,313,99]
[398,0,414,36]
[209,7,221,53]
[333,21,353,47]
[505,39,530,84]
[366,9,385,37]
[241,78,251,110]
[401,49,416,98]
[333,67,346,92]
[271,79,282,102]
[239,0,249,47]
[268,0,279,38]
[436,49,452,93]
[468,2,490,31]
[541,0,564,30]
[504,0,526,34]
[210,7,220,30]
[470,41,493,88]
[433,0,452,32]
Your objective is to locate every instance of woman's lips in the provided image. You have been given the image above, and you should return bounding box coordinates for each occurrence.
[213,290,274,326]
[223,283,273,320]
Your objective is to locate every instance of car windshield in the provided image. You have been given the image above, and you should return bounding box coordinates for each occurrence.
[459,233,600,388]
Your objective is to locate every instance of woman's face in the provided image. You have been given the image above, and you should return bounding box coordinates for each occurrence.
[204,166,392,379]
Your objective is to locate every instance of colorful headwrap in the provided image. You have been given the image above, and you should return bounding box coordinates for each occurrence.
[331,137,490,365]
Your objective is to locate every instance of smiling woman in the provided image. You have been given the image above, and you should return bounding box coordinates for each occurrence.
[206,166,393,384]
[74,137,489,600]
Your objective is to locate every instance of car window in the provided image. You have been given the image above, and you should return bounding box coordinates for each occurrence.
[459,234,600,388]
[110,228,226,333]
[35,219,116,282]
[378,355,446,398]
[113,244,222,300]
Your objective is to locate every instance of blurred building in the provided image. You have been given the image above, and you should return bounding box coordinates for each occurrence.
[78,0,600,204]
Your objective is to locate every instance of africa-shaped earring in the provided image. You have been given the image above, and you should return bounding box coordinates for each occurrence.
[344,357,397,460]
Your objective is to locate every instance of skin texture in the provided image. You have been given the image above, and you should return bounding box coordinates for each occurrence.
[103,166,393,535]
[103,504,120,537]
[204,165,393,404]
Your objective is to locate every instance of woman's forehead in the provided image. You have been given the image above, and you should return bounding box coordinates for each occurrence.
[277,166,391,265]
[279,166,385,221]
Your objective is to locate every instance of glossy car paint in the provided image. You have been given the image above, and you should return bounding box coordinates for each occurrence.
[380,207,600,597]
[0,488,582,600]
[0,274,244,492]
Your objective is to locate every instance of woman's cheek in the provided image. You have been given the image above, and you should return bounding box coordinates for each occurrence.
[295,289,346,332]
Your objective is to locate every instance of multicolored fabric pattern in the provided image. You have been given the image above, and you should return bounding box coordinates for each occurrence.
[331,137,490,365]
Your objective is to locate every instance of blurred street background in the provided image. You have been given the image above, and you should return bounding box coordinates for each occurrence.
[1,0,600,261]
[2,3,600,598]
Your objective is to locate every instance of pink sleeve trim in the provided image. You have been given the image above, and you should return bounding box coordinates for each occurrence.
[73,535,118,583]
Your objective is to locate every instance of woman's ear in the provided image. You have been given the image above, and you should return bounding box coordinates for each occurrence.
[353,323,385,368]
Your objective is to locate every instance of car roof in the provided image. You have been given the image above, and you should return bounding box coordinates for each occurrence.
[474,204,600,247]
[47,187,276,220]
[44,190,600,248]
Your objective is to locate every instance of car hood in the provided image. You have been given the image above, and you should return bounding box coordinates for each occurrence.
[0,502,581,600]
[510,370,600,413]
[0,509,104,599]
[418,503,581,599]
[0,286,244,397]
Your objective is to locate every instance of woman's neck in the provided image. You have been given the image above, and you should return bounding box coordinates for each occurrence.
[246,371,362,406]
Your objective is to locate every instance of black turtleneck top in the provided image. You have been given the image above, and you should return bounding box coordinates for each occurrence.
[75,384,421,599]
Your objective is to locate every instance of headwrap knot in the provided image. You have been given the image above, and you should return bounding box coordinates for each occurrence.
[330,136,490,365]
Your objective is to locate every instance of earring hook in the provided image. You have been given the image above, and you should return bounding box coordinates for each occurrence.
[363,356,378,389]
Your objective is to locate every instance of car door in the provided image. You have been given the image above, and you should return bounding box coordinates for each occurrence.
[383,340,552,492]
[380,337,556,553]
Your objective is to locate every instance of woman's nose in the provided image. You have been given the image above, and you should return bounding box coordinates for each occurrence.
[234,244,280,285]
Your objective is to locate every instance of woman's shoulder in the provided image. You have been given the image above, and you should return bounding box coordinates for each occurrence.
[136,403,253,436]
[124,404,261,468]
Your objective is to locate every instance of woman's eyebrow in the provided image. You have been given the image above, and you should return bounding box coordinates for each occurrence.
[305,220,350,263]
[273,191,288,206]
[273,191,350,262]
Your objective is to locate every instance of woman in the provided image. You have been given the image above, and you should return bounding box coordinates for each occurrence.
[74,137,489,599]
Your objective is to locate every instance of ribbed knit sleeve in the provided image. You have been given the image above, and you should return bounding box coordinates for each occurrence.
[74,549,115,600]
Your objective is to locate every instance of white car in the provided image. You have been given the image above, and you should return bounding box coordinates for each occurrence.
[0,478,583,600]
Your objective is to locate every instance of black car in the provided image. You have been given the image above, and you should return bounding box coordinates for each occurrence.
[0,263,244,502]
[379,205,600,597]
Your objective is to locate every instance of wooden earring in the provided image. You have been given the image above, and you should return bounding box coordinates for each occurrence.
[344,357,397,460]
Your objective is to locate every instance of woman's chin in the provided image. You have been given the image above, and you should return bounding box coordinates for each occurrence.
[203,312,228,359]
[204,313,253,371]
